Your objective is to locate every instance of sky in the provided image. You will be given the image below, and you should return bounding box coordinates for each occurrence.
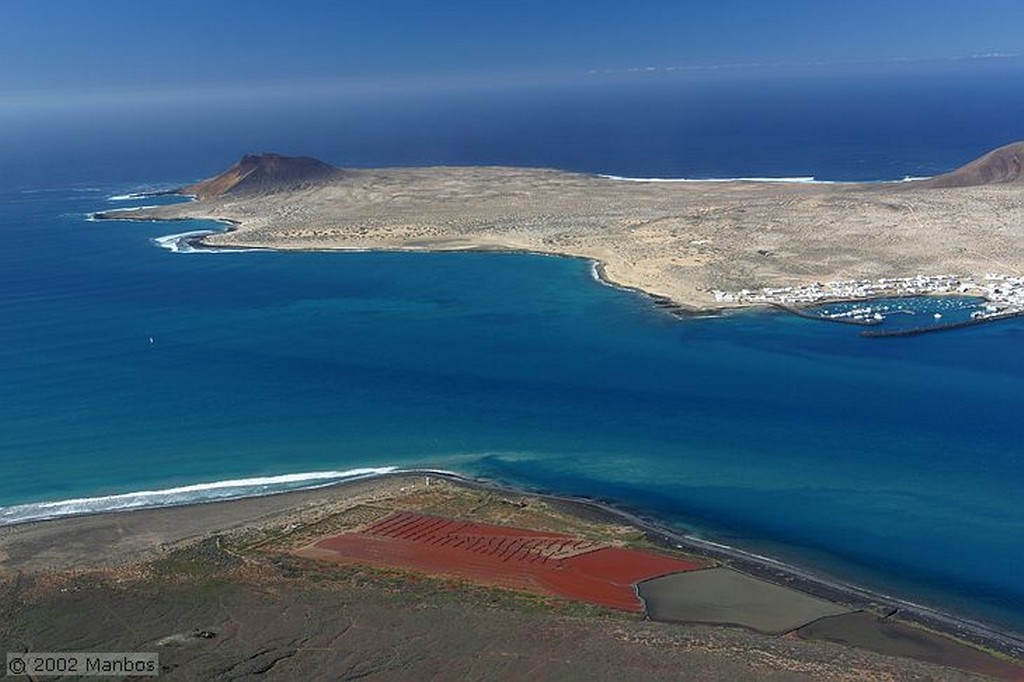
[2,0,1024,99]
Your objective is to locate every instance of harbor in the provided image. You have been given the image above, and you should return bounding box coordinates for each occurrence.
[713,274,1024,333]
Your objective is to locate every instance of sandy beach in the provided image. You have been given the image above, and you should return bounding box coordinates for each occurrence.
[2,471,1022,680]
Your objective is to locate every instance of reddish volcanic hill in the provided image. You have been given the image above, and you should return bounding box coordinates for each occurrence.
[182,153,343,199]
[919,141,1024,188]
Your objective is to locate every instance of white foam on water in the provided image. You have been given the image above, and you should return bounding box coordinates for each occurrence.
[152,230,217,253]
[151,230,260,254]
[599,174,834,184]
[107,187,178,201]
[0,467,398,525]
[105,204,161,212]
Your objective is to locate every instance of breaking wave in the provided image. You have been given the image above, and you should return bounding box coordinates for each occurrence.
[108,192,154,201]
[0,467,398,525]
[599,174,934,184]
[152,230,260,254]
[152,230,217,253]
[599,174,834,184]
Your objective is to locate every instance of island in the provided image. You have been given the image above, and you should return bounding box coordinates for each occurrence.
[97,142,1024,325]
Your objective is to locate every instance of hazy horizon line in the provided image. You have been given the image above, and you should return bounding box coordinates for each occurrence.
[2,52,1022,114]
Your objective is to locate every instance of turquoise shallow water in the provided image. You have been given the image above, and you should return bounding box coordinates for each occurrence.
[1,186,1022,633]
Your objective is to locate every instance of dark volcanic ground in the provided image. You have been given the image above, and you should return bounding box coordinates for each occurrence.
[0,563,989,682]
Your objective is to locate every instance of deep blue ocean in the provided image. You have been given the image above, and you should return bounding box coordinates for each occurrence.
[1,62,1022,633]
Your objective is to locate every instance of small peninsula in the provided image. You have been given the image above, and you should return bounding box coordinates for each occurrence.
[100,144,1024,315]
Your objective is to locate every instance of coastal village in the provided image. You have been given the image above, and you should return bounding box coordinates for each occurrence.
[713,274,1024,325]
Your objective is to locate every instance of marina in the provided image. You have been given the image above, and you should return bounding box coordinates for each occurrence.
[714,274,1024,333]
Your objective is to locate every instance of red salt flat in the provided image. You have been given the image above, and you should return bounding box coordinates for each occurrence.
[301,511,702,612]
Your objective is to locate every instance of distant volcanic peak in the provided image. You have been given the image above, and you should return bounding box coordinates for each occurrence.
[920,141,1024,189]
[236,152,333,172]
[183,153,342,199]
